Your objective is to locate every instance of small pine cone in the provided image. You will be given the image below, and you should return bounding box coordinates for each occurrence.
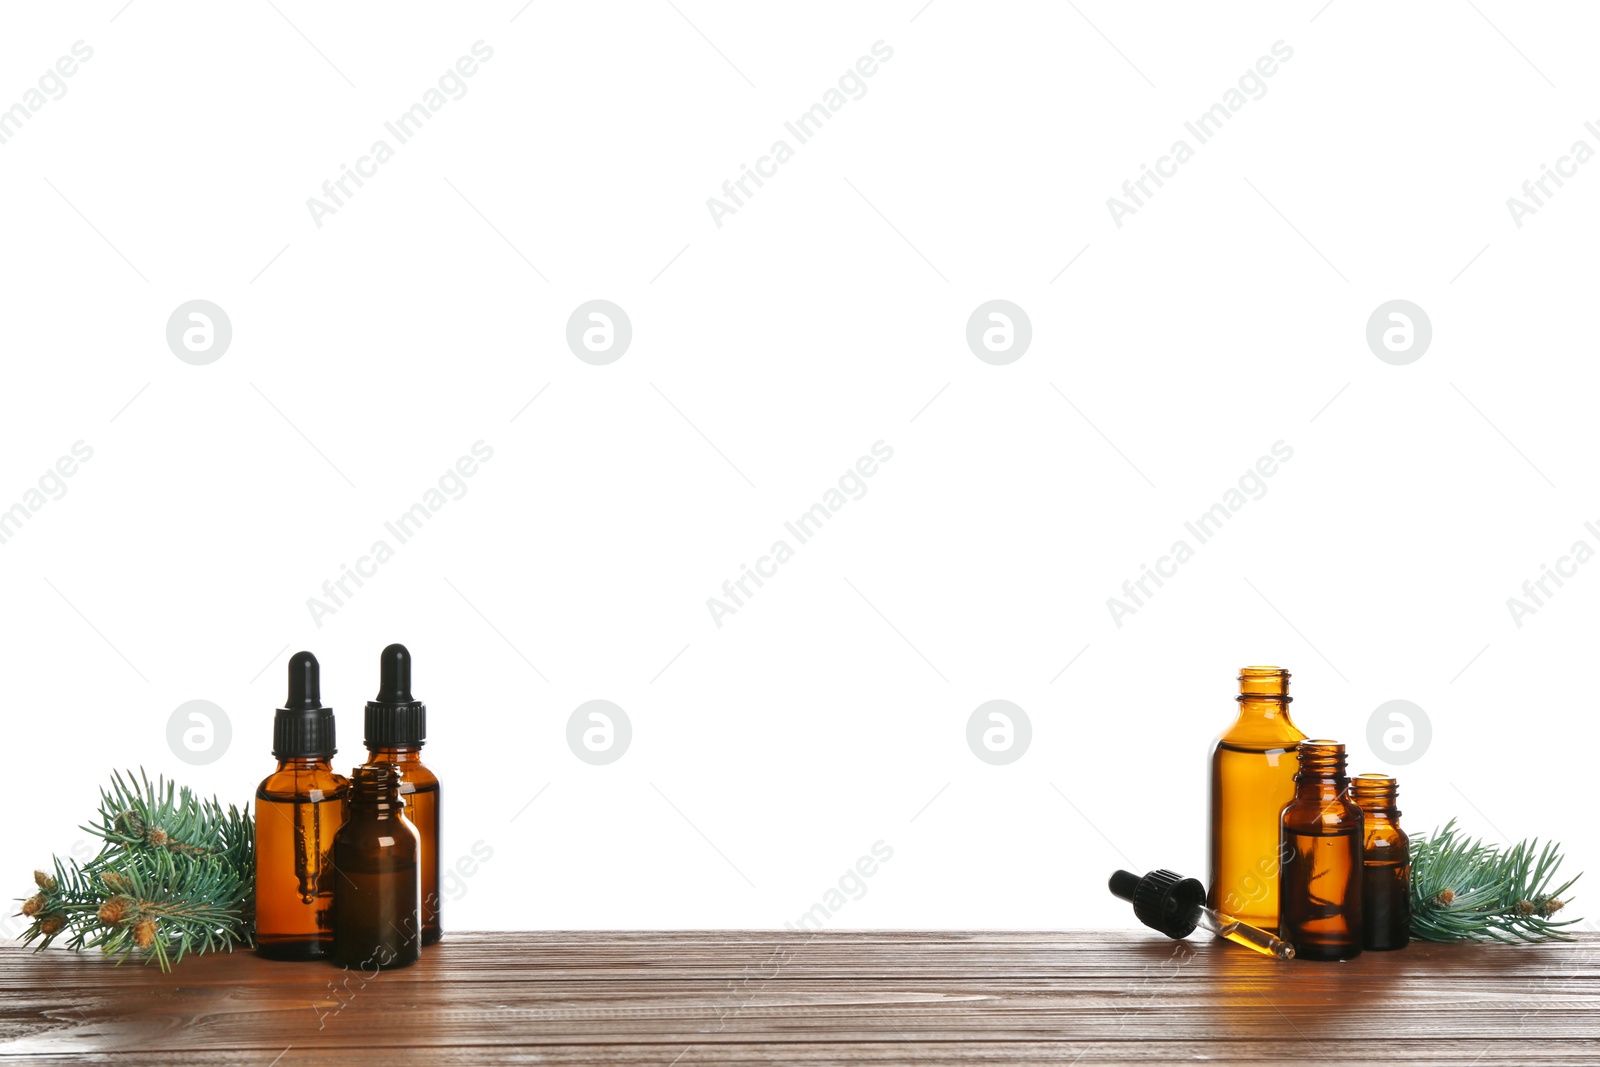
[131,918,157,948]
[113,811,145,838]
[1517,900,1538,917]
[1541,898,1565,917]
[145,827,169,848]
[1434,889,1456,906]
[21,894,45,917]
[101,872,127,893]
[38,914,66,936]
[33,870,56,891]
[97,895,135,926]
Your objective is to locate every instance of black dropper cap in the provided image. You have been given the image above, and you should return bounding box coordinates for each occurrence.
[1109,869,1206,939]
[273,651,336,759]
[365,643,426,749]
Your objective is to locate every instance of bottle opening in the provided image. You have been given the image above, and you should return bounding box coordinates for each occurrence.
[349,763,405,810]
[1294,739,1348,776]
[1351,773,1399,804]
[1237,666,1290,700]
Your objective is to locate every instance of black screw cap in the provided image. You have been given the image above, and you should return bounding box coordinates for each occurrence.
[1109,869,1206,940]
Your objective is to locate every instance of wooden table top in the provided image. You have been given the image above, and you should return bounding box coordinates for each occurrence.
[3,930,1597,1064]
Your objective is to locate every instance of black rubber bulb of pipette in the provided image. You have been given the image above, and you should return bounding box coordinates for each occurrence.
[284,651,325,710]
[377,643,412,703]
[1109,869,1206,940]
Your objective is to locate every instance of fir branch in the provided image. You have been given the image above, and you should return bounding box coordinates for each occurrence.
[15,769,254,971]
[1410,819,1582,943]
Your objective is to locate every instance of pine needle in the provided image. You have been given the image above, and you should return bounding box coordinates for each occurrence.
[1410,819,1581,943]
[15,769,253,971]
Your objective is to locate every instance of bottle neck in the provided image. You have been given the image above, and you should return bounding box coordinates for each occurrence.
[367,745,423,763]
[1294,774,1350,802]
[348,764,405,818]
[1231,666,1299,732]
[275,756,333,771]
[1237,666,1290,700]
[1351,774,1400,822]
[1293,741,1350,799]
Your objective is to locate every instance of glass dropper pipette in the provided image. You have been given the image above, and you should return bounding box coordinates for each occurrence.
[1109,869,1295,960]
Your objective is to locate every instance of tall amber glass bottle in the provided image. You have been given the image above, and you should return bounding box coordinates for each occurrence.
[1352,773,1410,951]
[255,652,349,960]
[1208,666,1306,933]
[332,764,421,969]
[364,643,441,946]
[1279,740,1364,961]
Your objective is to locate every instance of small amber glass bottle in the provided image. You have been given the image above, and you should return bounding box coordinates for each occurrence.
[1208,667,1307,934]
[1352,773,1410,951]
[255,652,349,961]
[364,644,442,946]
[332,764,421,970]
[1279,740,1364,961]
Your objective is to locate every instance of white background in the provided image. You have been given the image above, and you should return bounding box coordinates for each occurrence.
[2,1,1595,936]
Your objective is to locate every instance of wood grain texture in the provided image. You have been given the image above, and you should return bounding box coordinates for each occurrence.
[3,931,1598,1065]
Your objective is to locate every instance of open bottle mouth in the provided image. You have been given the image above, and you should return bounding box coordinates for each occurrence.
[1294,739,1347,776]
[348,763,406,812]
[1237,665,1291,700]
[1350,772,1399,804]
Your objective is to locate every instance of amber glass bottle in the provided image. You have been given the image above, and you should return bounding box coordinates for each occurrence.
[332,764,421,970]
[1208,666,1307,933]
[1352,773,1410,951]
[1279,740,1364,960]
[364,643,441,946]
[255,652,349,960]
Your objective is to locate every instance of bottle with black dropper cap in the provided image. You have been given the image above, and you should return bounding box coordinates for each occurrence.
[255,651,349,960]
[364,643,442,946]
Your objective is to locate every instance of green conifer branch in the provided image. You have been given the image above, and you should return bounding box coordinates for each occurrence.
[15,769,254,971]
[1410,819,1582,943]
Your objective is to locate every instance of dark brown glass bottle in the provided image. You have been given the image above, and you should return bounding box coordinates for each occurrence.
[364,644,442,946]
[1352,773,1410,951]
[1208,667,1306,934]
[331,764,421,970]
[1279,740,1363,961]
[256,652,349,960]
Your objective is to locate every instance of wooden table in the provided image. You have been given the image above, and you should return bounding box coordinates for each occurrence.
[3,931,1597,1064]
